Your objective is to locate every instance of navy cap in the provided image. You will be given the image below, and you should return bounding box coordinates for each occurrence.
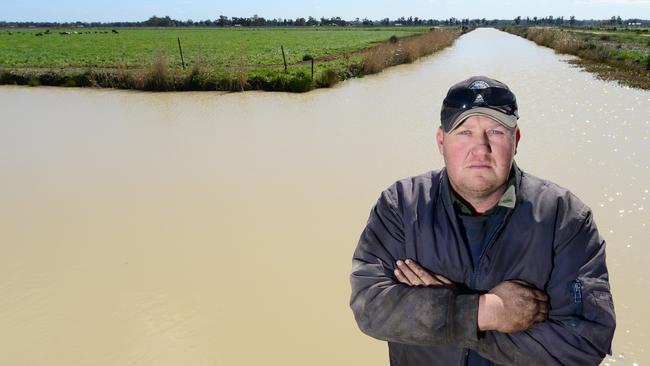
[441,76,519,132]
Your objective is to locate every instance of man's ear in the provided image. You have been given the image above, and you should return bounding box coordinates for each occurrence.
[436,127,445,154]
[514,127,521,155]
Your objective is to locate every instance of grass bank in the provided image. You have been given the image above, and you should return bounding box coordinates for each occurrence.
[501,26,650,89]
[0,26,465,92]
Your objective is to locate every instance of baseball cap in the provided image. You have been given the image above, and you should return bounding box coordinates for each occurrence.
[440,76,519,133]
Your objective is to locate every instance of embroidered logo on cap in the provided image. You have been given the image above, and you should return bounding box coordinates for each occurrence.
[474,94,485,104]
[468,80,489,90]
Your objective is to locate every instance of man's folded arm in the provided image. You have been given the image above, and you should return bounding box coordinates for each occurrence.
[475,209,616,366]
[350,187,479,346]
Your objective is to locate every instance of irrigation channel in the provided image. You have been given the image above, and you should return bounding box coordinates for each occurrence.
[1,28,649,366]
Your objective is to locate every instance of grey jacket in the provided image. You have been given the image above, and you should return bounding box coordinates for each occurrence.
[349,164,615,366]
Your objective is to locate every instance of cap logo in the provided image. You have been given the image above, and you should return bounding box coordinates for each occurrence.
[468,80,489,90]
[474,94,485,104]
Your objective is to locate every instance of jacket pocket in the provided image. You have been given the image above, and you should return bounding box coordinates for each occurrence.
[576,277,615,326]
[573,276,616,354]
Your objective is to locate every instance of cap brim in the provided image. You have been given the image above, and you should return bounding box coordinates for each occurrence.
[448,107,518,132]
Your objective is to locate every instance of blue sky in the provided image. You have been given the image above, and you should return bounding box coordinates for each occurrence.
[2,0,649,22]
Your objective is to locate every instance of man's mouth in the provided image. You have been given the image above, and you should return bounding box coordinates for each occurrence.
[467,163,492,169]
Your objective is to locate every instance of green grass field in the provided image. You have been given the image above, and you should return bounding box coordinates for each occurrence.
[0,27,430,69]
[0,26,463,91]
[566,27,650,63]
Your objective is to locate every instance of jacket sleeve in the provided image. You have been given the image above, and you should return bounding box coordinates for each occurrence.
[349,184,480,346]
[475,206,616,366]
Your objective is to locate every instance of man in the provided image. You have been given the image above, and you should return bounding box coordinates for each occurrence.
[349,76,615,365]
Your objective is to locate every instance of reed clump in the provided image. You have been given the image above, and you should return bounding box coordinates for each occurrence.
[361,28,463,75]
[142,50,171,91]
[315,68,339,88]
[234,56,247,91]
[361,44,390,74]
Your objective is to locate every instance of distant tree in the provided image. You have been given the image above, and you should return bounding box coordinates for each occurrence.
[251,14,266,27]
[216,15,229,27]
[514,16,521,25]
[143,16,176,27]
[569,15,576,27]
[332,16,346,26]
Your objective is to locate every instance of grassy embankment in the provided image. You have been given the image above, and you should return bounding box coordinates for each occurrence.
[501,26,650,89]
[0,26,465,92]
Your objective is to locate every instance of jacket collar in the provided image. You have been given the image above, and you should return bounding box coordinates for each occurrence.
[439,161,522,217]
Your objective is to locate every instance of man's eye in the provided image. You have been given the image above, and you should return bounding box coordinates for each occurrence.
[488,129,505,135]
[457,130,471,135]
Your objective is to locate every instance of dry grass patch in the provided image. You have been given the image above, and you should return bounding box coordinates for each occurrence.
[360,28,463,75]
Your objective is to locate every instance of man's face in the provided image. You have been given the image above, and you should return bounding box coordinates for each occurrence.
[436,115,520,199]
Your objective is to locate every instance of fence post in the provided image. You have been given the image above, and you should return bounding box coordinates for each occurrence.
[178,37,186,70]
[281,45,287,72]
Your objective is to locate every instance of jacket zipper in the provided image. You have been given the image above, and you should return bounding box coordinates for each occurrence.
[461,208,514,366]
[471,208,513,288]
[573,279,582,304]
[572,279,583,324]
[459,348,469,366]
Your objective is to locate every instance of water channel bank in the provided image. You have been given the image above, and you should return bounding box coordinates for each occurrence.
[501,26,650,89]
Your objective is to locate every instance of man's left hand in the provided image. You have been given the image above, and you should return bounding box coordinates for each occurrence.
[394,259,455,289]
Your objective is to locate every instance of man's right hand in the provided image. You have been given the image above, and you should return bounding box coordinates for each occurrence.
[478,280,550,333]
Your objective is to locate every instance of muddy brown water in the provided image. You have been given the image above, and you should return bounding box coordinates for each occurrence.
[1,28,649,365]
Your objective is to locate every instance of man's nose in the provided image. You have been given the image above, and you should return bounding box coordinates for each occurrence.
[470,132,492,154]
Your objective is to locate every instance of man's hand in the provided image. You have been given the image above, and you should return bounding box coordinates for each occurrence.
[478,280,550,333]
[394,259,455,289]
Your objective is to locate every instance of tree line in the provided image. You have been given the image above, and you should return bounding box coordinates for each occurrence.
[1,15,648,28]
[512,15,647,26]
